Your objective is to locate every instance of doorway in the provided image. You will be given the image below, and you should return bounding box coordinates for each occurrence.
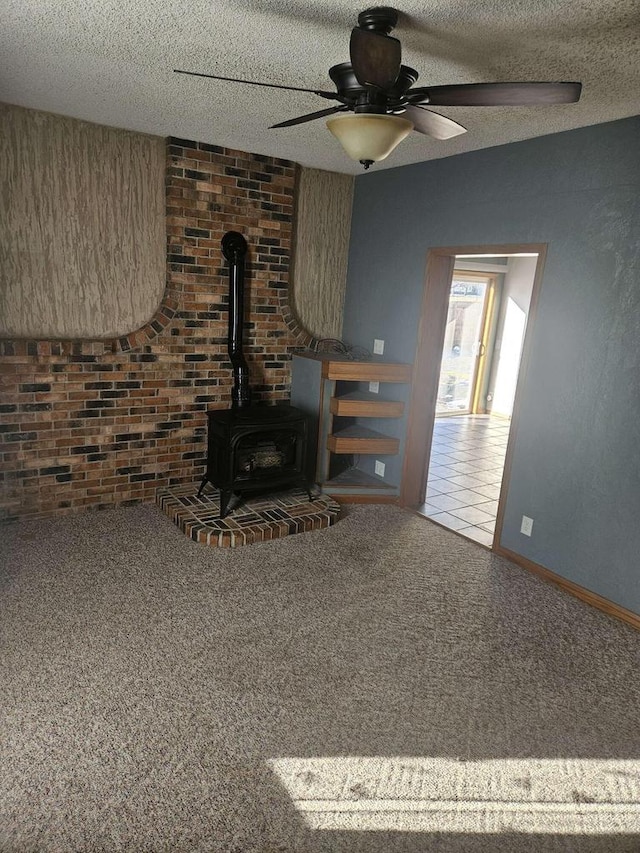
[401,244,547,550]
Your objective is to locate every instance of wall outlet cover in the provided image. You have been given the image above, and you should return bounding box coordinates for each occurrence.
[520,515,534,536]
[373,339,384,355]
[374,460,385,477]
[369,381,380,394]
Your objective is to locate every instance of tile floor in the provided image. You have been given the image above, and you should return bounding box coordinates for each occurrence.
[418,414,510,547]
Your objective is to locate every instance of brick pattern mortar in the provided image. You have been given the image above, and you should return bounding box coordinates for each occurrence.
[0,138,314,520]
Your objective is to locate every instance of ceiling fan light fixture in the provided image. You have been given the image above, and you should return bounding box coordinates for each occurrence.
[326,113,413,168]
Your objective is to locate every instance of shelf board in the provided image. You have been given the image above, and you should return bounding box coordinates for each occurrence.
[327,425,400,455]
[321,359,412,383]
[324,467,396,490]
[330,391,404,418]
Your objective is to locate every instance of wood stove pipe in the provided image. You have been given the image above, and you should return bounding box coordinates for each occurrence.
[221,231,251,408]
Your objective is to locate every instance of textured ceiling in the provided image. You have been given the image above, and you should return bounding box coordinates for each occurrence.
[1,0,639,174]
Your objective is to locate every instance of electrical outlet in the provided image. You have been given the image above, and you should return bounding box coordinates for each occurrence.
[369,381,380,394]
[373,339,385,355]
[520,515,534,537]
[374,460,386,478]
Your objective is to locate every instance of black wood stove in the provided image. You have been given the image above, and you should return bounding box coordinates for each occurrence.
[197,231,311,517]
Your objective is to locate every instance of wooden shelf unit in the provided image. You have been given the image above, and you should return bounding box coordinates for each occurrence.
[291,351,412,501]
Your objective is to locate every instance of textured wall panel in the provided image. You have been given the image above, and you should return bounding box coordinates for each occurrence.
[0,104,165,339]
[292,167,353,340]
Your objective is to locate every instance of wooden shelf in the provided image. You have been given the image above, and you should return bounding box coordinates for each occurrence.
[328,425,400,455]
[322,359,412,383]
[324,467,396,490]
[330,391,404,418]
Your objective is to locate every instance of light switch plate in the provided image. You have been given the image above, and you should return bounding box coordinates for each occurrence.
[373,339,384,355]
[375,460,386,477]
[369,381,380,394]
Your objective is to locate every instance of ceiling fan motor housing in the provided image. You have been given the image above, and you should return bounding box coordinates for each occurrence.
[329,62,418,113]
[357,7,399,34]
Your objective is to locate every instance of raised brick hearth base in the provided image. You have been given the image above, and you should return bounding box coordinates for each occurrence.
[157,485,340,547]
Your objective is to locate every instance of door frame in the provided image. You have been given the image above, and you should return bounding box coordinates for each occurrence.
[400,243,548,550]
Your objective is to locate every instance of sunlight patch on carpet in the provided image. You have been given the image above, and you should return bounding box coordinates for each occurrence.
[269,756,640,834]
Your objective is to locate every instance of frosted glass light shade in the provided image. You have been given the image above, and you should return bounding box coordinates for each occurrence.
[326,113,414,164]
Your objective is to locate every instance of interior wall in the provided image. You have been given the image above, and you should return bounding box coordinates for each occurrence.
[0,103,166,339]
[291,167,354,340]
[0,124,309,520]
[342,116,640,615]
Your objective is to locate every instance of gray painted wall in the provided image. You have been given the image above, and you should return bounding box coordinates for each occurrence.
[342,116,640,615]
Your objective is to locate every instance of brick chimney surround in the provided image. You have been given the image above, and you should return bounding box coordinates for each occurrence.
[0,138,316,521]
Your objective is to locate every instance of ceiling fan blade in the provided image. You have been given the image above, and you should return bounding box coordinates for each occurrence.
[271,106,349,129]
[404,106,467,140]
[349,27,401,90]
[174,69,339,100]
[408,81,582,107]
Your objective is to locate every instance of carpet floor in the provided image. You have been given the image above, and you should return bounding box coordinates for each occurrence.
[1,504,639,852]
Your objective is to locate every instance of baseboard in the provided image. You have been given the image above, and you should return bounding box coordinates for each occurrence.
[328,494,399,505]
[495,545,640,632]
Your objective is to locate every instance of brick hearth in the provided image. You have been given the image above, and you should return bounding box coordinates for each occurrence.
[157,485,340,548]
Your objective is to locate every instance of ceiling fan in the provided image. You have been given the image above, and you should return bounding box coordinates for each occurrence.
[175,6,582,169]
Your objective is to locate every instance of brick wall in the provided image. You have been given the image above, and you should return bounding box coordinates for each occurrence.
[0,138,313,520]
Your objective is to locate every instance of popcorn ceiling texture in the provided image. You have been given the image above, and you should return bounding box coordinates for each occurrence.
[1,0,639,173]
[0,135,315,521]
[0,104,166,339]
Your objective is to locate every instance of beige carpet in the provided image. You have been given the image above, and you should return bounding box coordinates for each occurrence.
[1,504,639,851]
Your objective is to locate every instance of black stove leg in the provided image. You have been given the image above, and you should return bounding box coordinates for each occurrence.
[298,476,314,502]
[219,489,233,519]
[197,475,209,498]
